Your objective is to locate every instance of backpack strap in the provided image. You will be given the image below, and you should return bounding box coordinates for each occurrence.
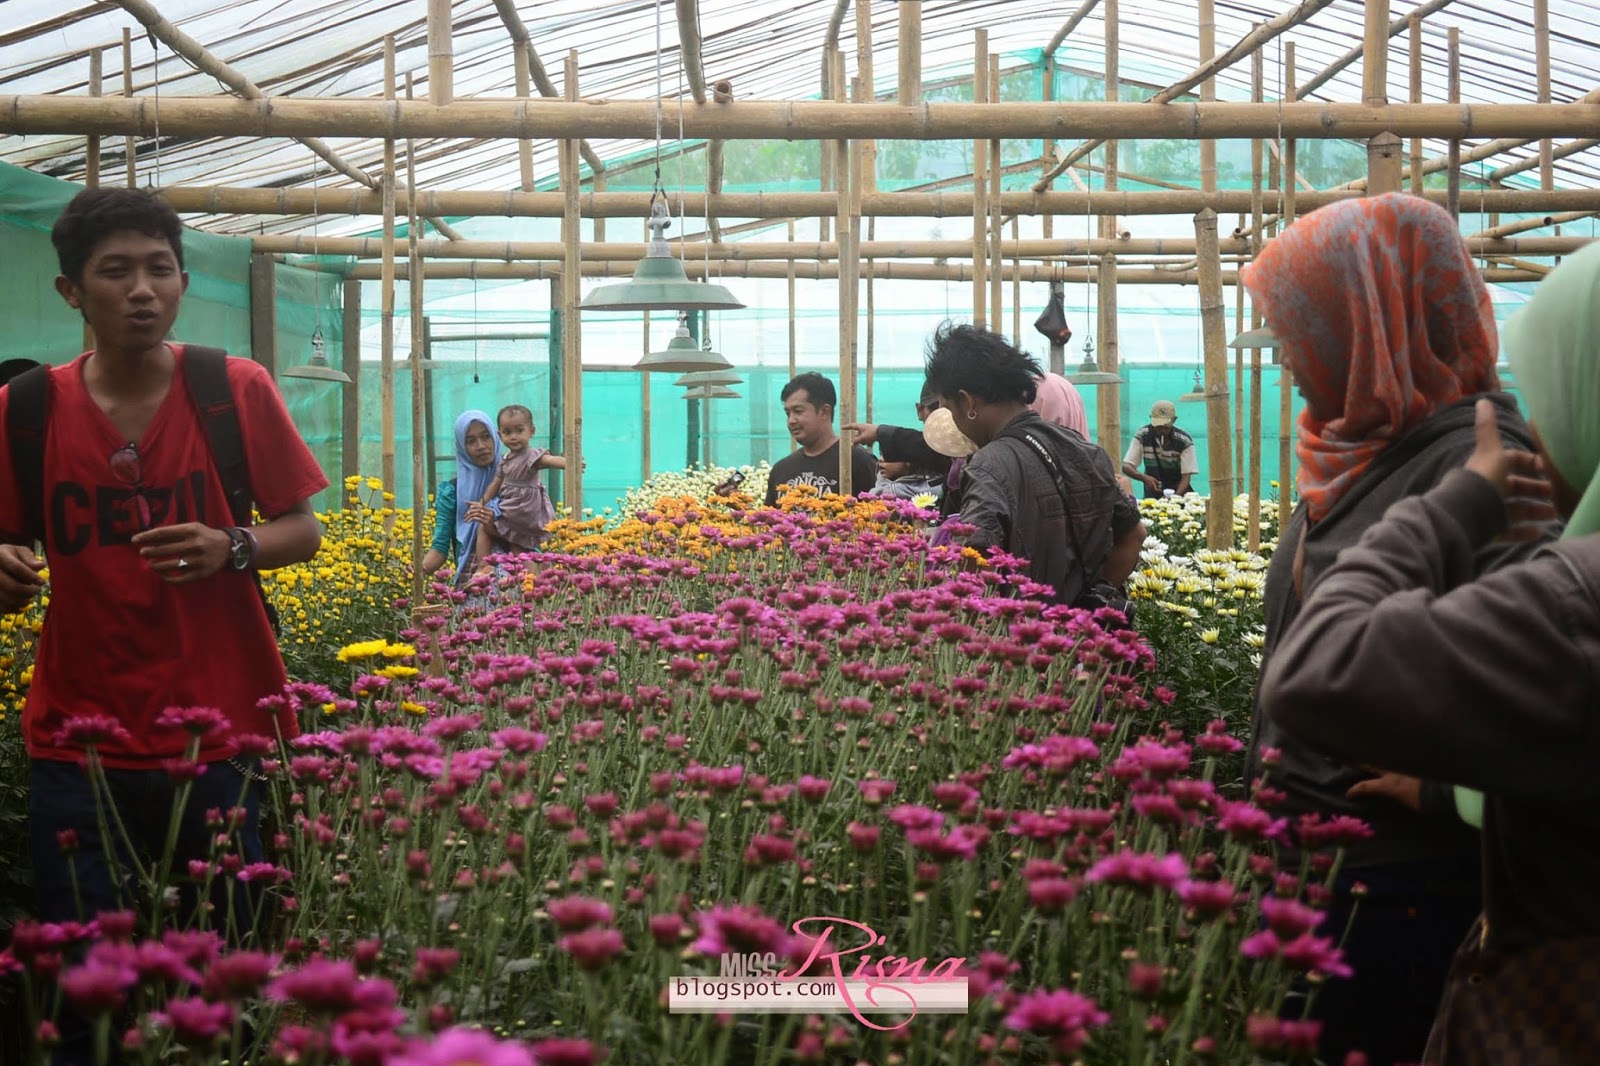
[5,366,51,547]
[180,346,281,636]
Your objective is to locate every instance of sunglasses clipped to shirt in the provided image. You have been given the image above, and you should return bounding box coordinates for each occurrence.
[109,442,153,533]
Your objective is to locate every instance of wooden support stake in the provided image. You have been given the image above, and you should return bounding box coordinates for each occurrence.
[1248,48,1264,551]
[562,51,584,512]
[1409,13,1424,196]
[1447,28,1461,219]
[249,254,276,377]
[897,0,921,107]
[380,38,397,495]
[787,219,798,378]
[972,30,988,330]
[342,279,362,497]
[406,71,428,605]
[1280,44,1296,535]
[122,29,135,186]
[1196,208,1234,549]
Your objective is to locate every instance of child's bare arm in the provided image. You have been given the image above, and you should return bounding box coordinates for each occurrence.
[536,454,568,470]
[479,473,504,504]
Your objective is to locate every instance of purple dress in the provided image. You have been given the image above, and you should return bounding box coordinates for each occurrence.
[492,447,556,550]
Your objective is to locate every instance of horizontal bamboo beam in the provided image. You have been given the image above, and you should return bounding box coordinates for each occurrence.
[257,233,1593,261]
[346,257,1543,284]
[6,95,1599,141]
[165,185,1600,221]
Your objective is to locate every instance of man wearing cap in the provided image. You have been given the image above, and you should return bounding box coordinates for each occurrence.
[1123,400,1198,499]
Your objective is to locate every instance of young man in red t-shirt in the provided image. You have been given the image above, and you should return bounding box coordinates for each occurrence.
[0,189,326,986]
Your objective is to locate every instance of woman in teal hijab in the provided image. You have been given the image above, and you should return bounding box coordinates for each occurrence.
[421,409,501,576]
[1260,242,1600,1064]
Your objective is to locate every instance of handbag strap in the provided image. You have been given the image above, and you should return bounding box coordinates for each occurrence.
[996,426,1097,601]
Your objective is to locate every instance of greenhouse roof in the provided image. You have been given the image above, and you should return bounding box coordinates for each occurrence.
[1,0,1596,241]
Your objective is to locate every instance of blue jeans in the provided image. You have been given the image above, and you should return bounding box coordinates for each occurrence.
[28,758,266,1066]
[1284,853,1483,1066]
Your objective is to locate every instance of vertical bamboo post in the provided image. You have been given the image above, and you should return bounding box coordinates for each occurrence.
[1535,0,1552,191]
[856,0,877,194]
[1098,0,1121,461]
[1248,48,1264,552]
[86,51,102,190]
[1279,43,1297,535]
[562,51,584,512]
[1364,0,1400,193]
[248,255,277,377]
[989,55,1003,338]
[1409,14,1424,196]
[123,29,136,186]
[641,301,652,481]
[428,0,454,104]
[787,219,798,378]
[379,38,398,495]
[1198,0,1217,195]
[865,215,875,421]
[1011,216,1022,344]
[819,46,836,245]
[1233,216,1245,492]
[972,30,988,330]
[342,279,362,496]
[1042,56,1061,374]
[1447,28,1461,219]
[897,0,921,106]
[593,171,606,242]
[513,47,534,191]
[837,76,859,495]
[1197,209,1233,550]
[406,71,428,604]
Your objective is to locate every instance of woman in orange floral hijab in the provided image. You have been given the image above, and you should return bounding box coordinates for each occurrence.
[1240,193,1554,1066]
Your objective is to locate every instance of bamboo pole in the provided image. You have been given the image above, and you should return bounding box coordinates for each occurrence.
[819,46,836,245]
[122,29,135,186]
[251,233,1596,261]
[677,0,708,103]
[562,51,583,513]
[12,94,1599,141]
[1199,0,1217,195]
[1248,49,1264,552]
[428,0,453,105]
[787,219,798,378]
[1233,215,1245,491]
[1097,0,1121,460]
[86,51,101,190]
[342,278,362,495]
[513,46,534,190]
[1037,0,1334,189]
[1491,138,1600,183]
[1196,209,1233,549]
[1279,44,1296,536]
[491,0,605,176]
[642,304,652,481]
[857,0,877,194]
[406,71,428,605]
[1045,0,1102,57]
[1536,0,1552,190]
[1011,216,1022,344]
[1296,0,1456,100]
[1447,28,1461,219]
[347,259,1547,284]
[989,54,1003,337]
[1363,0,1390,106]
[972,31,988,330]
[897,1,920,106]
[249,255,276,376]
[1409,14,1424,196]
[837,77,859,495]
[706,78,733,241]
[380,38,397,495]
[866,214,875,421]
[162,185,1600,220]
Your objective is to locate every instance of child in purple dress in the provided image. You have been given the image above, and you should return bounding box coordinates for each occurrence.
[474,404,565,570]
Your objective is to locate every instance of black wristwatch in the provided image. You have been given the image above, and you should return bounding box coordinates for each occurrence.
[225,527,257,571]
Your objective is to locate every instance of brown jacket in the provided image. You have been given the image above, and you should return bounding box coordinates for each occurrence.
[1259,468,1600,955]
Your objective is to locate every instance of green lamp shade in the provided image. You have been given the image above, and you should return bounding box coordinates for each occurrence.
[1063,354,1124,386]
[684,386,741,400]
[1228,327,1280,350]
[635,324,735,374]
[581,254,745,312]
[282,330,351,384]
[673,370,743,387]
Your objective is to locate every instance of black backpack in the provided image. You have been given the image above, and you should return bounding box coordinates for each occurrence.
[5,347,280,634]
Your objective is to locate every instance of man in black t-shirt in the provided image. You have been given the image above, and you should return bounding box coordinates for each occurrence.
[764,372,879,507]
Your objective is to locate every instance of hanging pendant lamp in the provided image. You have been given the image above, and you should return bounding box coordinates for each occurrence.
[283,328,352,383]
[635,312,735,373]
[1178,370,1208,403]
[582,199,744,313]
[1063,338,1124,385]
[674,369,742,387]
[1228,327,1280,351]
[684,385,741,400]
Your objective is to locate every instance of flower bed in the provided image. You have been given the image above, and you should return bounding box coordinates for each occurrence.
[3,493,1354,1066]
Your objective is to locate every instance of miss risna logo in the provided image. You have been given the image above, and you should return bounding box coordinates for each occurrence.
[668,917,970,1029]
